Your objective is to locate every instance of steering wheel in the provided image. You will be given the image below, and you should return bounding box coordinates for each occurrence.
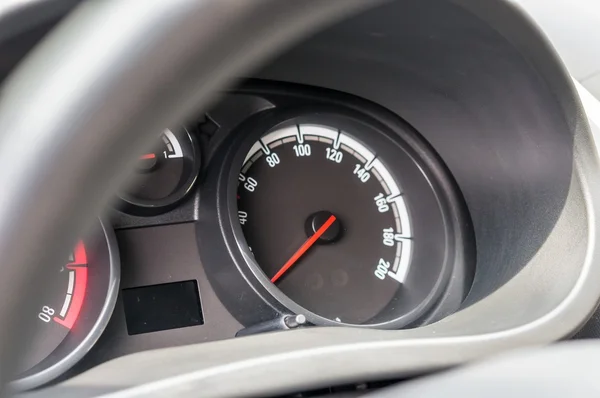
[0,0,384,393]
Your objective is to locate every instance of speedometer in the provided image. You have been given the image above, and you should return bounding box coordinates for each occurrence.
[238,125,413,324]
[223,109,467,328]
[198,95,473,330]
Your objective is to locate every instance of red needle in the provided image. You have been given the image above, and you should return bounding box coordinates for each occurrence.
[271,214,337,283]
[140,153,156,160]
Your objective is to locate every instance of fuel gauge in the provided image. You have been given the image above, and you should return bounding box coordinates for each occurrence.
[118,128,201,215]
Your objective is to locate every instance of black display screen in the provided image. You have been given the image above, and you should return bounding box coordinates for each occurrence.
[122,280,203,335]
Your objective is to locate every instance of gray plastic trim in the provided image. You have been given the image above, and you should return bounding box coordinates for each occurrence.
[367,341,600,397]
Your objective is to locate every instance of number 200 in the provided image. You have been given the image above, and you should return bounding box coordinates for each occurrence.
[374,258,391,280]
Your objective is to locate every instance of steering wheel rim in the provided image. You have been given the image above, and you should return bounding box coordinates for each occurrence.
[0,0,384,392]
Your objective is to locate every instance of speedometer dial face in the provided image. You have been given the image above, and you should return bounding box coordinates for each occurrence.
[197,96,471,331]
[230,109,460,329]
[238,125,413,324]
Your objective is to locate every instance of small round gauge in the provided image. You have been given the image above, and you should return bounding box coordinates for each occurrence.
[118,128,201,215]
[228,111,462,329]
[11,219,119,391]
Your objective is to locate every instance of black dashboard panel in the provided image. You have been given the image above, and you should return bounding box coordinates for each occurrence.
[63,223,241,378]
[59,81,476,380]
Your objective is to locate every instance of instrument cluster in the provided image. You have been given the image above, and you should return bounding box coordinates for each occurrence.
[12,81,474,391]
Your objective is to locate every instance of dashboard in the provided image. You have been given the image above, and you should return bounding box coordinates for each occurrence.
[4,0,600,396]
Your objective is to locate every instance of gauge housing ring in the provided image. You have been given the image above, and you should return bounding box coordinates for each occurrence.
[199,84,475,329]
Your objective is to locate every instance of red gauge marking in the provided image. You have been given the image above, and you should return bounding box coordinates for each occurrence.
[53,241,88,329]
[271,215,337,283]
[140,153,156,160]
[69,240,87,265]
